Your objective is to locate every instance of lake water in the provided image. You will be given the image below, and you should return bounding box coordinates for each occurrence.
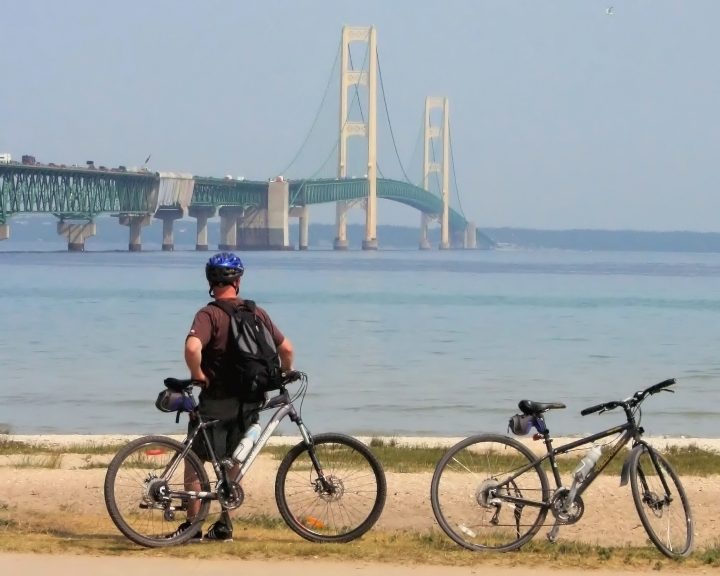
[1,245,719,439]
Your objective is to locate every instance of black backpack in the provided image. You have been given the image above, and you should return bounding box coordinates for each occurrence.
[209,299,283,401]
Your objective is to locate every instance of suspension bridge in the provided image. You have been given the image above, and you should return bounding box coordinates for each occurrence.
[0,26,491,252]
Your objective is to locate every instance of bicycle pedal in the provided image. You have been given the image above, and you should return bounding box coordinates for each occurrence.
[547,523,560,543]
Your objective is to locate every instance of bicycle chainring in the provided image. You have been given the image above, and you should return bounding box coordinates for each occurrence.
[550,488,585,524]
[216,480,244,509]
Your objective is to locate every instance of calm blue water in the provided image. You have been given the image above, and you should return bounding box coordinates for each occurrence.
[1,246,719,438]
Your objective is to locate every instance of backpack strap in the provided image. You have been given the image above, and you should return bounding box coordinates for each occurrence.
[208,299,256,316]
[209,299,275,357]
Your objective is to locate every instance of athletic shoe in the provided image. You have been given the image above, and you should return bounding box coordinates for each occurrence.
[205,520,233,542]
[165,520,203,542]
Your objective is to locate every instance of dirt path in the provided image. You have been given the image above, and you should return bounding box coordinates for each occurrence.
[0,553,707,576]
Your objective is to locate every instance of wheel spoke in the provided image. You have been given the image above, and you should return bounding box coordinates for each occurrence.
[431,434,549,552]
[630,447,693,558]
[104,437,210,548]
[276,433,386,543]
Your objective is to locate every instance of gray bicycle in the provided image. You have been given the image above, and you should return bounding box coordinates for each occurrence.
[430,378,693,558]
[104,371,387,547]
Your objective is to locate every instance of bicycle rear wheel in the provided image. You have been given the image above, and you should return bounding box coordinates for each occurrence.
[104,435,211,548]
[431,433,550,552]
[275,433,387,543]
[629,445,694,558]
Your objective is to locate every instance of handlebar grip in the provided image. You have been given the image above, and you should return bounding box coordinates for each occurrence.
[281,370,303,384]
[581,403,606,416]
[646,378,676,395]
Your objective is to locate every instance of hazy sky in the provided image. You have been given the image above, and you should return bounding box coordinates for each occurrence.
[2,1,719,231]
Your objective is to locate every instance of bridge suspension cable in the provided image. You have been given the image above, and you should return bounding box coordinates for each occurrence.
[448,118,467,219]
[376,50,412,184]
[290,42,369,204]
[277,39,342,177]
[406,109,425,187]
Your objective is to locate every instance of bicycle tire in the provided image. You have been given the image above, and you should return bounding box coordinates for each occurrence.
[275,433,387,543]
[430,433,550,552]
[629,445,694,558]
[104,435,212,548]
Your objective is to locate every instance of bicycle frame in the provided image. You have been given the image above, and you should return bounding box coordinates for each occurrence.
[163,388,315,504]
[498,420,643,511]
[233,391,314,483]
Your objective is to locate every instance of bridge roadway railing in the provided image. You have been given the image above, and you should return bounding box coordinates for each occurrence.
[0,164,157,223]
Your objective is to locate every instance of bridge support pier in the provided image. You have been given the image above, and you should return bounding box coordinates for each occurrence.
[155,208,185,251]
[119,214,152,252]
[57,221,96,252]
[219,206,243,251]
[333,201,349,250]
[0,223,8,241]
[236,208,266,249]
[419,213,431,250]
[267,178,290,249]
[290,205,309,250]
[189,206,217,251]
[362,198,379,249]
[464,221,477,249]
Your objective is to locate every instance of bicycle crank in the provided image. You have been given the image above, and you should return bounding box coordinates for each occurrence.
[216,480,244,509]
[550,488,585,524]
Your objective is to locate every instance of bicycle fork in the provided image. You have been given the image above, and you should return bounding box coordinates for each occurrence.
[295,419,335,494]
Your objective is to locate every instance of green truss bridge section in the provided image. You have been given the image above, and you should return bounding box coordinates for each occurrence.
[191,176,470,233]
[0,164,157,224]
[288,177,469,232]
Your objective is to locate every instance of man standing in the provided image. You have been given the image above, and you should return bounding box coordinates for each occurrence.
[171,252,294,541]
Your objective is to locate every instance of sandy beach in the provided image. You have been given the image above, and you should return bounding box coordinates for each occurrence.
[0,434,718,573]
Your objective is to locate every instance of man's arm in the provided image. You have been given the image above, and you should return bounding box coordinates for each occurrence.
[277,338,294,372]
[184,335,207,383]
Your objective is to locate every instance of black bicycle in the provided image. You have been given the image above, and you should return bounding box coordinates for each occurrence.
[104,371,387,547]
[430,378,694,558]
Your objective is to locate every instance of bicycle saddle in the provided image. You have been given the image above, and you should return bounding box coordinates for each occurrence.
[518,400,566,415]
[164,377,195,392]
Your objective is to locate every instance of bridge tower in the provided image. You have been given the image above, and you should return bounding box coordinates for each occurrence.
[334,25,378,251]
[420,96,450,250]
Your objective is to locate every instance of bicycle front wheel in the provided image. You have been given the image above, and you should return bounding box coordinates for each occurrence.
[275,433,387,543]
[629,445,694,558]
[104,435,211,548]
[431,434,550,552]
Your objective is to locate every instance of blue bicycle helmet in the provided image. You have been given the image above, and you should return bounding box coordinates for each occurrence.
[205,252,244,285]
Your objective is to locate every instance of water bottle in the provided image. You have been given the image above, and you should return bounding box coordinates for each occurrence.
[232,423,261,463]
[573,444,602,483]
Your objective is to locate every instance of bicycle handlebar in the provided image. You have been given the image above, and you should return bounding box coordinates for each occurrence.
[580,378,676,416]
[642,378,676,397]
[281,370,304,385]
[580,401,620,416]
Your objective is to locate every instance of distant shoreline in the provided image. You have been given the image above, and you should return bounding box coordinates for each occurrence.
[7,214,720,251]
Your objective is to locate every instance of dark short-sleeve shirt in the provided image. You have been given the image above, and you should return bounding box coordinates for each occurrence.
[187,298,285,399]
